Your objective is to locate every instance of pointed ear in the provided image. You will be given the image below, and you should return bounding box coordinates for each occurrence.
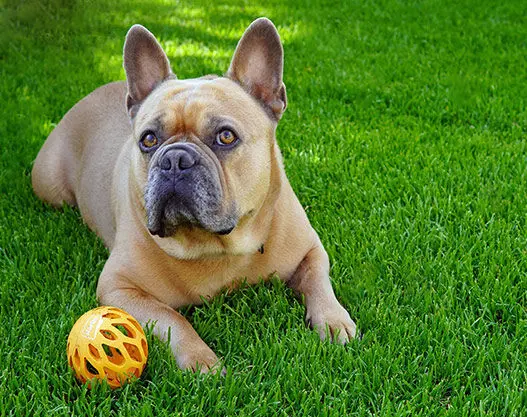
[226,18,287,121]
[123,24,174,118]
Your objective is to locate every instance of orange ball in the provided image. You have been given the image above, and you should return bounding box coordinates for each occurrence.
[67,306,148,389]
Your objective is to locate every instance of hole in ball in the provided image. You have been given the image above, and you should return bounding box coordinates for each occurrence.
[85,359,99,376]
[102,344,125,365]
[123,342,142,362]
[113,323,135,338]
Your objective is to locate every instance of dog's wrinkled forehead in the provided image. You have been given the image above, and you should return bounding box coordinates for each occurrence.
[134,77,269,140]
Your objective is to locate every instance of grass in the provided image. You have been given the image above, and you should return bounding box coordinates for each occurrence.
[1,0,527,415]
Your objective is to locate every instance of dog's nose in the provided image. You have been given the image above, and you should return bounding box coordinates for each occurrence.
[159,148,197,173]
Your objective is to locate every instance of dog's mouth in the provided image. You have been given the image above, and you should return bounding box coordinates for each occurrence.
[148,222,235,238]
[146,195,237,238]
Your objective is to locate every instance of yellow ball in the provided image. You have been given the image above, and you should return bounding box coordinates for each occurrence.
[67,306,148,389]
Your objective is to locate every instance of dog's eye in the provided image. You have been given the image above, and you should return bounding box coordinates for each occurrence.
[216,129,237,146]
[139,132,158,151]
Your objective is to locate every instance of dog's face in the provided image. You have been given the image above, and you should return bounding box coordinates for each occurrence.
[122,19,287,249]
[132,77,277,238]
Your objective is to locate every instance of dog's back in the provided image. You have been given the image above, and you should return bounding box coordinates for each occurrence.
[32,81,130,246]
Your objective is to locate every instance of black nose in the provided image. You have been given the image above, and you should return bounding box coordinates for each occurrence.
[159,148,197,174]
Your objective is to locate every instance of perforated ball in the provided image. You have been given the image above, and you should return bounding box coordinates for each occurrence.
[67,306,148,389]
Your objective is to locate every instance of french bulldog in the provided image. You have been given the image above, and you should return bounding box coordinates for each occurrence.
[32,18,356,373]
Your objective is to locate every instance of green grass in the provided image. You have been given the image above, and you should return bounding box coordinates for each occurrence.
[1,0,527,415]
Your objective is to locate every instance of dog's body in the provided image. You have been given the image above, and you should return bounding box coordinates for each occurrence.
[32,19,356,372]
[35,79,316,302]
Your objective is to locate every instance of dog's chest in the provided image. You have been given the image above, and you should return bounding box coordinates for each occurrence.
[159,250,298,307]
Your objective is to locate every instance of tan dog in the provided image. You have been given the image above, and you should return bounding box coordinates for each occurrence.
[32,18,356,373]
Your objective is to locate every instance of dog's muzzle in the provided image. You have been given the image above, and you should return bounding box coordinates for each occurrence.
[144,143,237,237]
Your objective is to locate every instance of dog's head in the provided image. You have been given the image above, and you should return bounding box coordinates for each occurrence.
[123,19,287,252]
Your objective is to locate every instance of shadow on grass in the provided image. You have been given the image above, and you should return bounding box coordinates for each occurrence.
[1,0,313,167]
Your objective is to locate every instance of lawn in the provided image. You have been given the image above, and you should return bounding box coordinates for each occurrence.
[1,0,527,415]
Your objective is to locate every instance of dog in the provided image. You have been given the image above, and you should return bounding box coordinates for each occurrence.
[32,18,356,373]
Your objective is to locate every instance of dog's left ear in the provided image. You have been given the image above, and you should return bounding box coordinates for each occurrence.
[123,25,174,118]
[226,18,287,120]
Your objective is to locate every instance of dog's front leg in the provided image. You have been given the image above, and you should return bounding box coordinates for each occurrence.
[287,244,357,344]
[96,259,222,374]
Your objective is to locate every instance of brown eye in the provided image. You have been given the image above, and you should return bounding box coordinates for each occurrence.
[216,129,237,146]
[140,132,158,150]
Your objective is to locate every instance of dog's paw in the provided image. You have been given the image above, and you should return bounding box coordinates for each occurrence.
[177,345,225,375]
[306,302,357,344]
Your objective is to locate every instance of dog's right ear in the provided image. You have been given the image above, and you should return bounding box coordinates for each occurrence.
[123,25,174,119]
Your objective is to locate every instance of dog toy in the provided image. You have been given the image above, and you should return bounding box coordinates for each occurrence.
[67,306,148,389]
